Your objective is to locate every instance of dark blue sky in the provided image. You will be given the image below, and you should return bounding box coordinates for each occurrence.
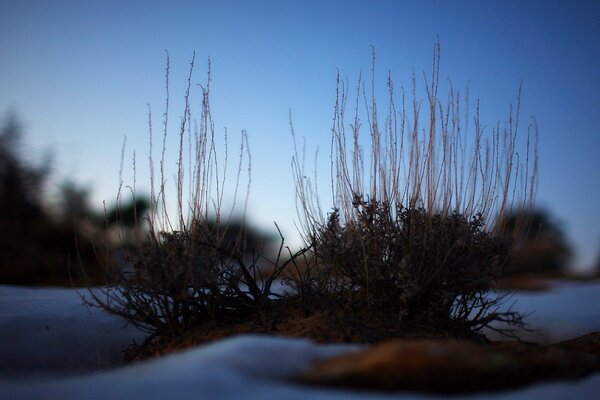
[1,0,599,271]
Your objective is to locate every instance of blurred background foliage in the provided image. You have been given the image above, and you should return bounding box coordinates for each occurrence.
[0,112,592,286]
[0,112,110,285]
[595,246,600,277]
[498,209,573,277]
[0,112,276,286]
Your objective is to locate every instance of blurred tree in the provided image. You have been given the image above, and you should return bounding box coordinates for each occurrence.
[595,244,600,277]
[0,112,111,285]
[203,218,277,255]
[58,180,93,223]
[0,113,50,229]
[102,197,151,248]
[106,198,149,228]
[498,209,572,276]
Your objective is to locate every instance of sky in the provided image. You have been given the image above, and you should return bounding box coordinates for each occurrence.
[0,0,599,271]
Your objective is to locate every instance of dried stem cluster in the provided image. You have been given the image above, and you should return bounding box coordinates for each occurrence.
[292,41,538,335]
[89,41,538,346]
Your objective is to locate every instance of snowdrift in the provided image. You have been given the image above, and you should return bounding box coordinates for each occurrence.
[1,281,599,399]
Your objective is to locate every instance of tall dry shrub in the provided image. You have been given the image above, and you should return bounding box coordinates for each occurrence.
[292,42,538,335]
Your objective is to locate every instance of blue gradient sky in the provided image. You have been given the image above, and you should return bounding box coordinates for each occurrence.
[1,1,599,271]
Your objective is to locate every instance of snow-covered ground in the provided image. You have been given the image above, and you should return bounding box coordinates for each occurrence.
[0,281,599,399]
[485,280,600,343]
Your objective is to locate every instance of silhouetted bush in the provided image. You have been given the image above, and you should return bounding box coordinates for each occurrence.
[94,216,292,339]
[91,43,538,348]
[87,54,296,342]
[498,209,571,276]
[308,200,510,326]
[291,42,537,337]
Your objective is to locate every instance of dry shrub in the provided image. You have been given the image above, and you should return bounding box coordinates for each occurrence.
[313,200,509,325]
[85,53,294,342]
[97,218,287,340]
[292,41,538,337]
[87,40,539,347]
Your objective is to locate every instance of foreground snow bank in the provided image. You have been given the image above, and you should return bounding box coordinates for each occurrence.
[0,282,599,399]
[1,335,363,400]
[0,285,145,378]
[1,334,599,400]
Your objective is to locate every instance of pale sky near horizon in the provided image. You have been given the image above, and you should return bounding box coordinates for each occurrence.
[1,0,599,271]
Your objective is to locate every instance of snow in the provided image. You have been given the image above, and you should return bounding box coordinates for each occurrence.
[485,280,600,343]
[0,285,145,378]
[0,282,599,399]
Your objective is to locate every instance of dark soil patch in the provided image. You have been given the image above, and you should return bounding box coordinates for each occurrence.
[495,276,554,291]
[126,295,481,362]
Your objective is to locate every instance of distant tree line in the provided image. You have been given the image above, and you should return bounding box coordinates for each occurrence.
[0,112,275,285]
[0,113,106,284]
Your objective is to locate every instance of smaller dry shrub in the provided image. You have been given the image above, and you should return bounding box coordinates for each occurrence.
[92,217,282,340]
[85,54,290,344]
